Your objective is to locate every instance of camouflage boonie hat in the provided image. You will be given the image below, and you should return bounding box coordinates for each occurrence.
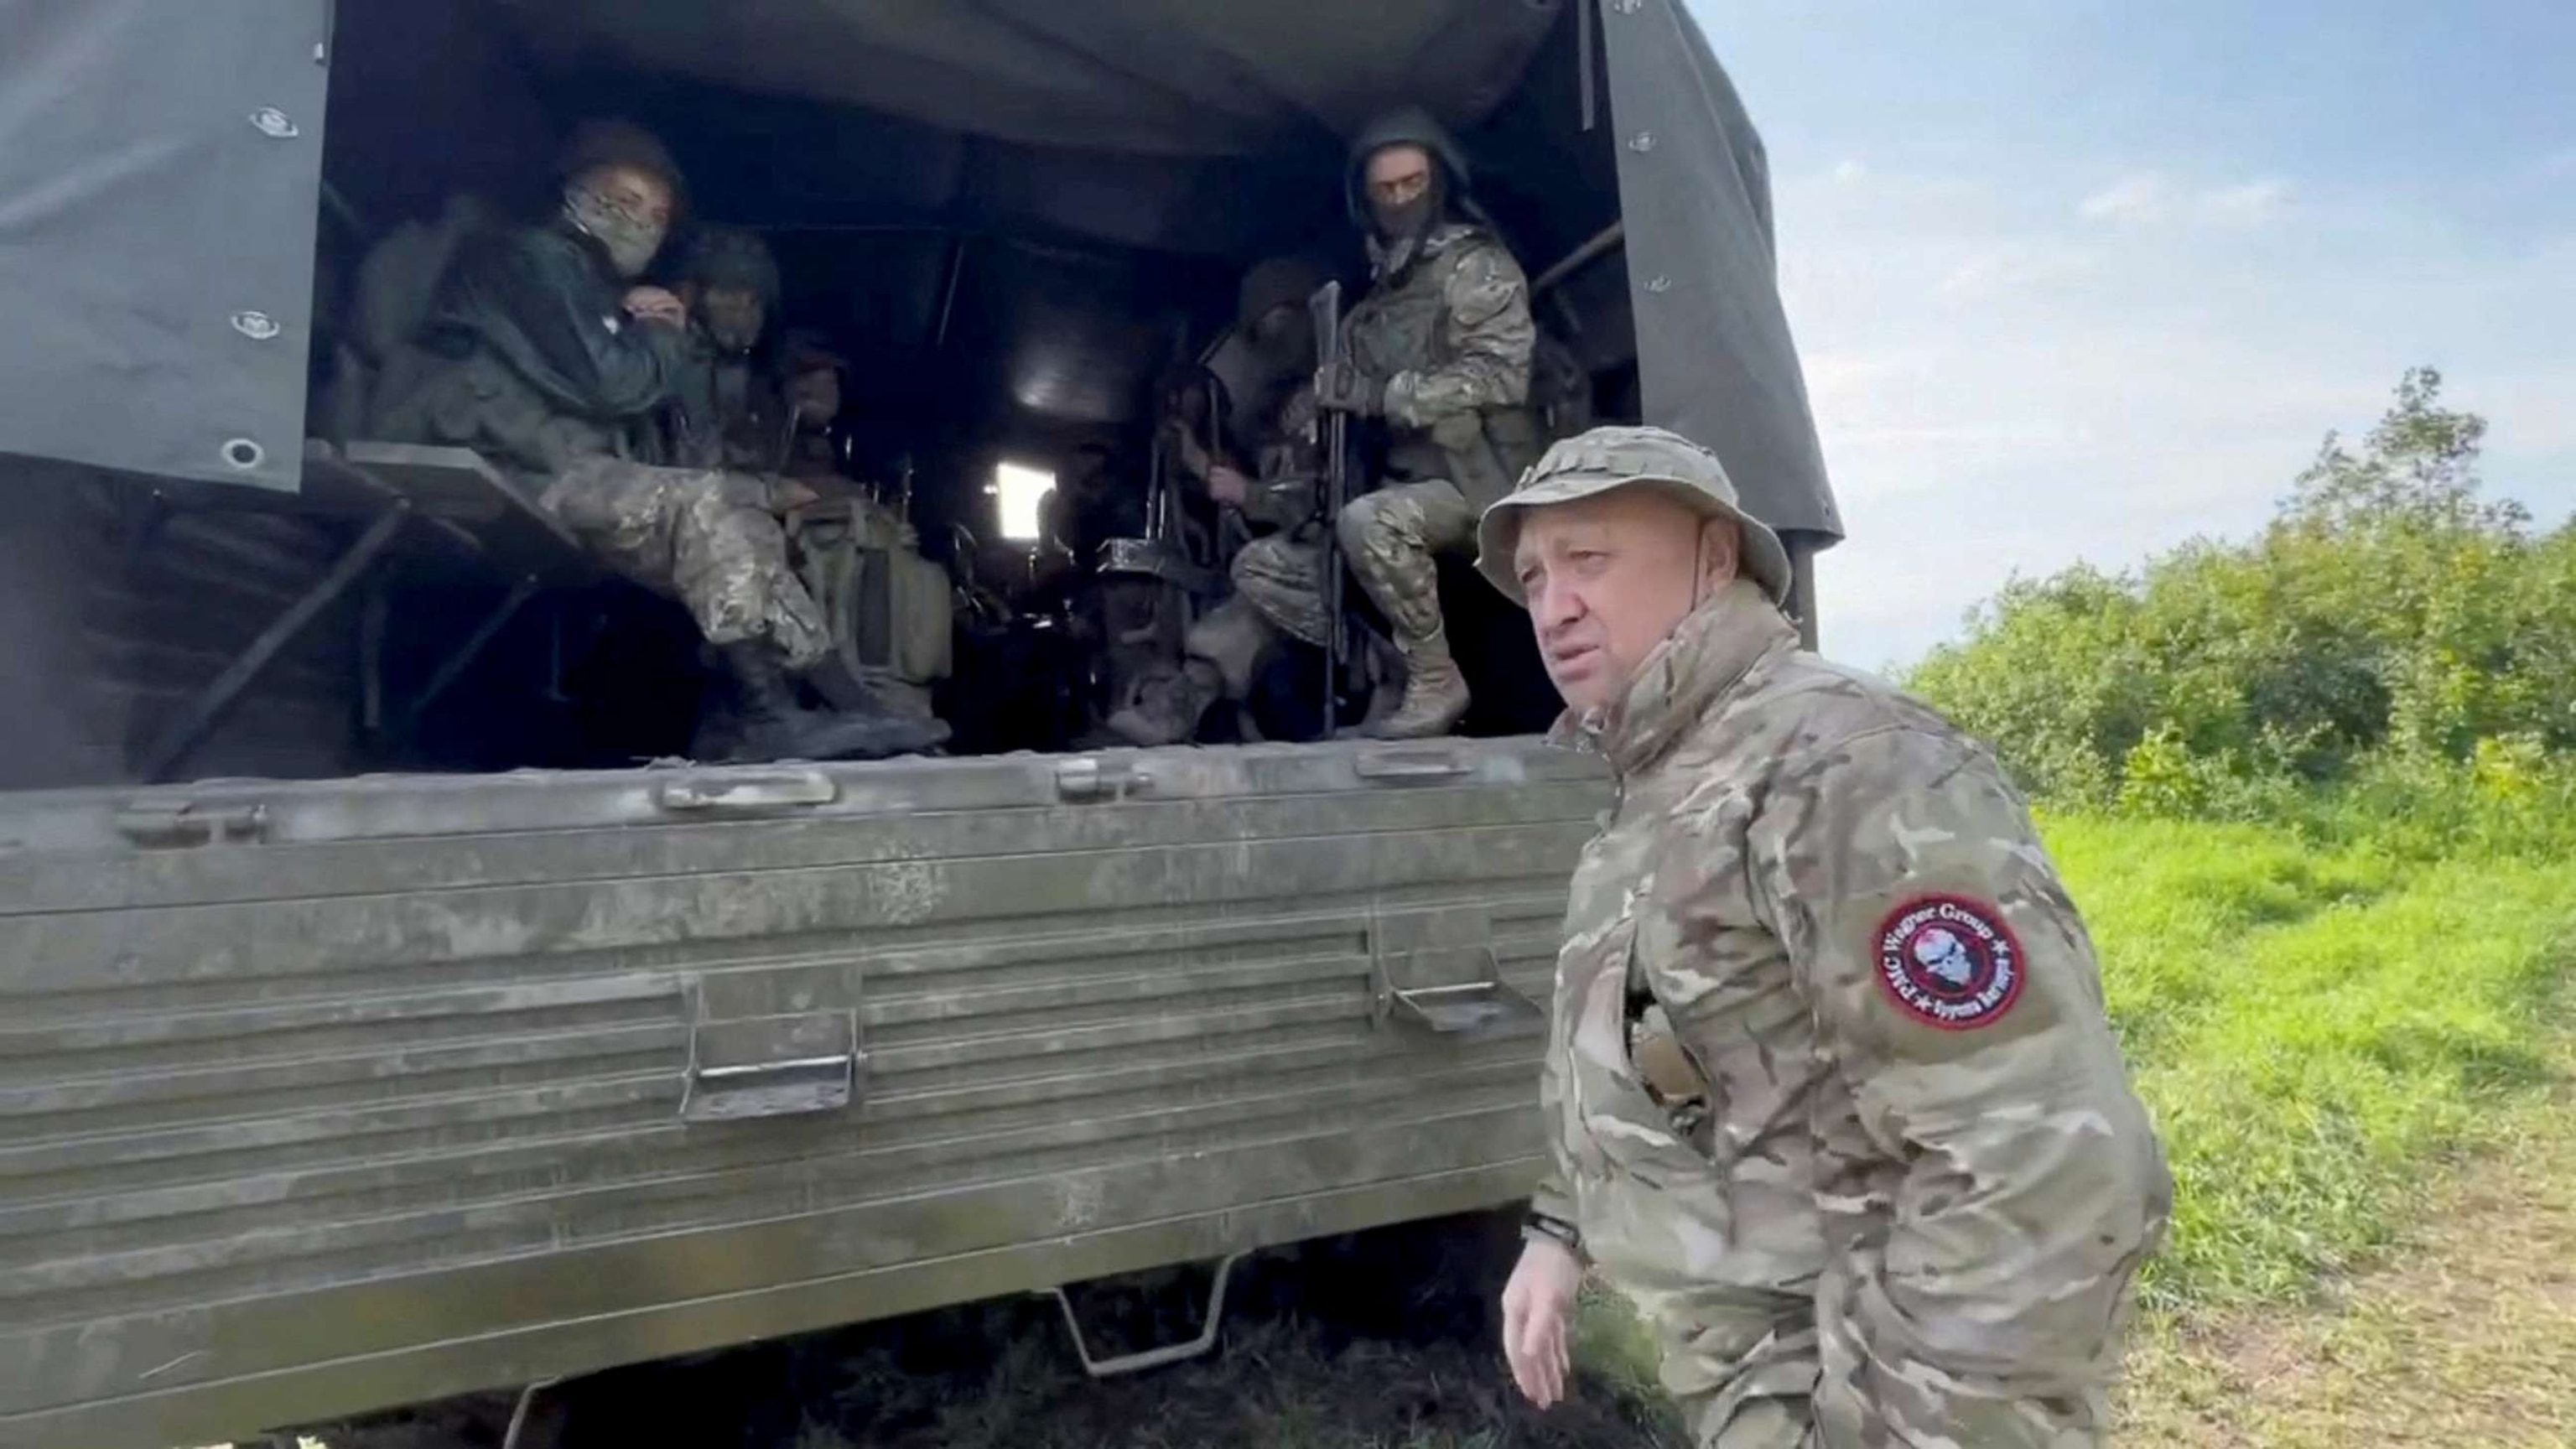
[1475,424,1793,606]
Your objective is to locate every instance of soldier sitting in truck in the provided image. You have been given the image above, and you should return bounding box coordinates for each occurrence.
[1311,107,1545,740]
[656,225,796,474]
[762,332,958,733]
[1109,257,1342,746]
[364,120,946,764]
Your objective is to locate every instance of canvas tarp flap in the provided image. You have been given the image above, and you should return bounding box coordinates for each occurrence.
[1602,0,1841,543]
[0,0,331,491]
[497,0,1563,160]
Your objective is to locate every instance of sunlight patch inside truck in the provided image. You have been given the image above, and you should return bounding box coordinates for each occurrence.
[993,462,1057,543]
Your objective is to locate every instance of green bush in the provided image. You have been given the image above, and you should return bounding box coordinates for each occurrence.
[1909,368,2576,830]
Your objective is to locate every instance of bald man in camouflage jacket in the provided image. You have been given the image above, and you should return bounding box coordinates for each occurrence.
[1483,427,2171,1446]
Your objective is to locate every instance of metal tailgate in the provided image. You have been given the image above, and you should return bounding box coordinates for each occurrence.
[0,739,1604,1449]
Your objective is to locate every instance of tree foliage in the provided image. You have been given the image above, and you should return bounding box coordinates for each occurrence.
[1909,369,2576,837]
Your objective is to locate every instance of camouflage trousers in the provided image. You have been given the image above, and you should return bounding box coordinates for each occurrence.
[538,457,831,670]
[1187,478,1475,692]
[1337,478,1476,643]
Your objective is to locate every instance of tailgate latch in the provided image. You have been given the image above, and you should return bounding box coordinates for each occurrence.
[114,799,269,847]
[1055,756,1142,802]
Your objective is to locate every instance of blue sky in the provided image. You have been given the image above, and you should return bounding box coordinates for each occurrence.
[1685,0,2576,671]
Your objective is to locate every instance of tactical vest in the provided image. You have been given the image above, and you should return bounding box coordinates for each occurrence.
[1345,227,1545,512]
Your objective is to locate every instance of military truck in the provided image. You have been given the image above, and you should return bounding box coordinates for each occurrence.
[0,3,1841,1446]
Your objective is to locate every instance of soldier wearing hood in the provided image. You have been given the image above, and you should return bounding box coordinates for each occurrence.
[1311,106,1544,739]
[367,121,944,764]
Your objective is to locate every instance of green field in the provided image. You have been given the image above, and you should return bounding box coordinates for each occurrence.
[2052,810,2573,1310]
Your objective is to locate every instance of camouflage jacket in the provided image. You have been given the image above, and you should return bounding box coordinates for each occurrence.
[1239,381,1321,534]
[656,337,792,473]
[1347,223,1540,510]
[1534,580,2170,1447]
[367,221,685,479]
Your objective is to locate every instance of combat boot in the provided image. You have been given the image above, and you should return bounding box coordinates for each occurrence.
[716,641,950,762]
[1106,660,1221,748]
[1364,626,1470,740]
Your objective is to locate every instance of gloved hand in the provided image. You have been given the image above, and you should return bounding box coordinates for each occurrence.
[1312,360,1382,417]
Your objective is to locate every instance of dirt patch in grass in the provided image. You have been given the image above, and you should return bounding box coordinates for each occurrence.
[2118,1057,2576,1447]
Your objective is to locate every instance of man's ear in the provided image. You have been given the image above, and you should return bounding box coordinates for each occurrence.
[1698,517,1742,590]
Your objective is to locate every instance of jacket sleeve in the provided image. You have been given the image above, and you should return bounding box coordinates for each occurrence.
[465,230,684,421]
[1746,725,2171,1446]
[1381,240,1535,428]
[1529,1045,1579,1233]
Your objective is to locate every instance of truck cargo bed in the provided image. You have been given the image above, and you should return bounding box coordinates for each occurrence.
[0,740,1602,1449]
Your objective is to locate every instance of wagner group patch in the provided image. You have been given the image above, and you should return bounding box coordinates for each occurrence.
[1875,895,2023,1031]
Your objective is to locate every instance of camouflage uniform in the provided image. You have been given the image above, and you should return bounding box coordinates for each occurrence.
[658,226,793,473]
[538,457,829,668]
[370,216,834,671]
[1527,576,2171,1446]
[1472,427,2169,1446]
[1210,382,1331,653]
[1329,107,1543,737]
[1339,221,1540,624]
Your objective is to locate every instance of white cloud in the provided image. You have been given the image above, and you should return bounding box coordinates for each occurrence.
[2076,172,2291,227]
[1832,158,1869,184]
[2078,173,2174,223]
[2198,177,2291,225]
[1935,241,2098,299]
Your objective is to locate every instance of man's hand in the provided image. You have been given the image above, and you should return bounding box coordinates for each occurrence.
[767,477,822,512]
[1206,463,1252,509]
[621,286,688,328]
[1312,360,1381,416]
[1501,1237,1583,1410]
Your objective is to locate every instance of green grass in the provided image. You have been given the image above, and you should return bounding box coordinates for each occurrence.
[2044,811,2576,1309]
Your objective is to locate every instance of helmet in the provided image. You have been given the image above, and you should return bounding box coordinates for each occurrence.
[1235,255,1332,332]
[678,226,781,309]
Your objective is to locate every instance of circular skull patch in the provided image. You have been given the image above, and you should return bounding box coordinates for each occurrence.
[1874,895,2023,1030]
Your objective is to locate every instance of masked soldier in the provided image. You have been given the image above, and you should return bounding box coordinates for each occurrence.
[659,225,794,473]
[1311,107,1543,739]
[1108,257,1338,746]
[368,120,943,763]
[1484,427,2170,1447]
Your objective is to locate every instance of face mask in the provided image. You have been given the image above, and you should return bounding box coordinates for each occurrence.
[564,185,667,278]
[1370,192,1437,246]
[1367,162,1445,247]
